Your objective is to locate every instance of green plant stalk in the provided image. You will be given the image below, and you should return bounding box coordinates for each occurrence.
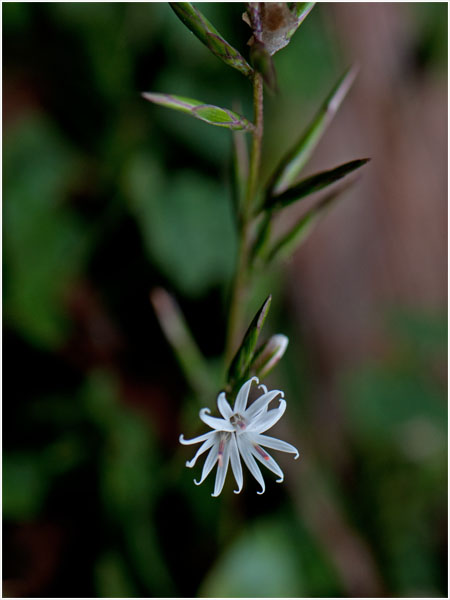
[225,72,264,365]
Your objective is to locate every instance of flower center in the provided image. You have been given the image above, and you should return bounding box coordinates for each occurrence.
[230,413,246,431]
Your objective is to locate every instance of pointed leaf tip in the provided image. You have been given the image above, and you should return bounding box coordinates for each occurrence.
[269,64,360,196]
[227,295,272,390]
[265,158,370,212]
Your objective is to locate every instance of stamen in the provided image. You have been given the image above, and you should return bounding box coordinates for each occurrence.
[218,438,225,467]
[231,413,246,431]
[254,444,270,460]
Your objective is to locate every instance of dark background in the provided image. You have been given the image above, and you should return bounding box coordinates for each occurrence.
[3,2,447,597]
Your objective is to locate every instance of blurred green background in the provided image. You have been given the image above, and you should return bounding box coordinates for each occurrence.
[3,2,447,598]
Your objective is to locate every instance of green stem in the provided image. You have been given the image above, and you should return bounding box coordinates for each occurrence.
[225,72,264,365]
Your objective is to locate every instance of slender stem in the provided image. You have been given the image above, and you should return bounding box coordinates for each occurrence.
[225,72,264,365]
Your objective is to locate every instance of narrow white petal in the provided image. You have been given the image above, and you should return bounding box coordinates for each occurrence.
[236,434,265,494]
[244,390,284,421]
[234,376,259,414]
[217,392,233,420]
[250,445,284,482]
[179,431,215,445]
[186,434,217,468]
[194,441,219,485]
[229,434,243,494]
[252,433,300,458]
[247,399,286,433]
[212,439,231,497]
[258,383,268,394]
[199,408,234,432]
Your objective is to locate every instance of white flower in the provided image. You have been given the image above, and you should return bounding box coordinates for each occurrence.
[179,377,299,497]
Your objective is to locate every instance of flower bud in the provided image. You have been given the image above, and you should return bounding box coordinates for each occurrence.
[244,3,304,56]
[252,334,289,378]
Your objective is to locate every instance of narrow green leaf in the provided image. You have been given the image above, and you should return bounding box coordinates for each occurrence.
[227,295,272,390]
[291,2,316,21]
[169,2,253,77]
[267,209,319,263]
[266,182,355,263]
[150,287,213,401]
[250,210,273,262]
[265,158,370,211]
[142,92,254,131]
[269,65,358,195]
[286,3,316,43]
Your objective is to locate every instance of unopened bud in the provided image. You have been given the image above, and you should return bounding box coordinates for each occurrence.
[244,3,303,56]
[252,334,289,378]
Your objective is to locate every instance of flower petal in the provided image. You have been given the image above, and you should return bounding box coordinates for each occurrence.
[186,434,217,468]
[236,433,265,494]
[194,440,219,485]
[229,434,243,494]
[252,433,300,458]
[212,438,231,497]
[258,383,268,394]
[200,408,234,431]
[179,431,215,445]
[217,392,233,420]
[234,376,259,414]
[244,390,284,421]
[250,445,284,482]
[246,399,286,433]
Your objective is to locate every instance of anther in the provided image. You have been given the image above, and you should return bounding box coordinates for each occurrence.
[254,444,270,460]
[231,413,246,431]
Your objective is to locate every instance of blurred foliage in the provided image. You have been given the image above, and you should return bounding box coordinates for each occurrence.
[3,2,447,598]
[4,114,92,348]
[199,517,302,597]
[342,310,446,597]
[126,156,236,297]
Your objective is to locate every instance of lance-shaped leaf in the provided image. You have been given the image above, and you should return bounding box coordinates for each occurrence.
[170,2,253,77]
[266,180,357,263]
[264,158,370,212]
[150,288,213,401]
[250,210,273,263]
[227,295,272,390]
[142,92,254,131]
[269,65,358,195]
